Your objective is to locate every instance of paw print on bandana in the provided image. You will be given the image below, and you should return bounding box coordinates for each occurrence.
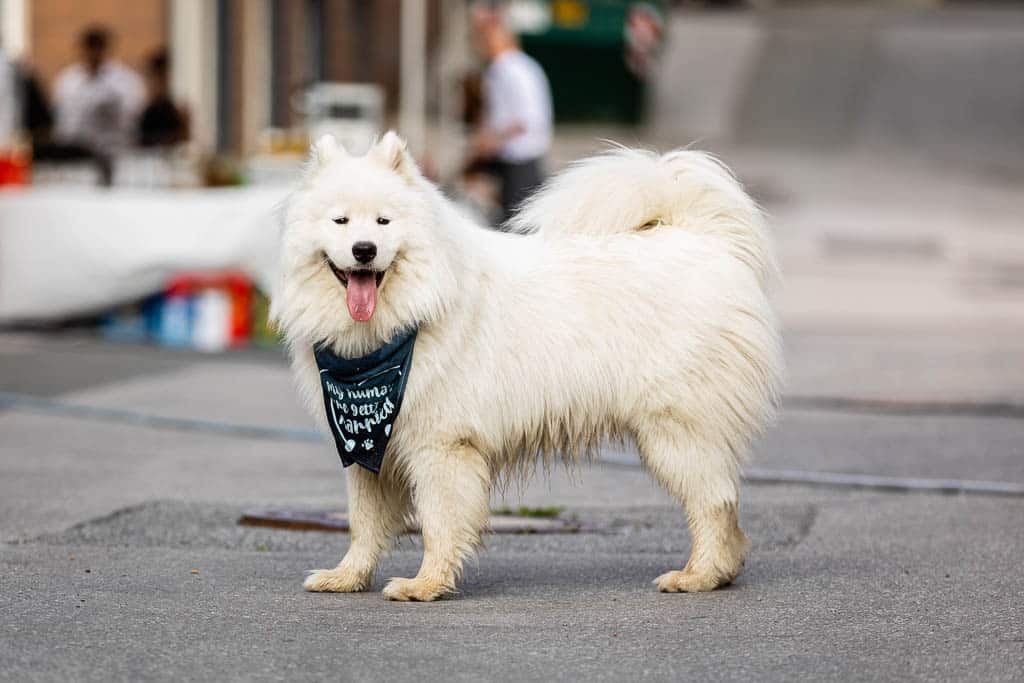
[362,439,374,451]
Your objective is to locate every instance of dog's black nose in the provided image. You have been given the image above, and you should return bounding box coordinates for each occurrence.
[352,241,377,264]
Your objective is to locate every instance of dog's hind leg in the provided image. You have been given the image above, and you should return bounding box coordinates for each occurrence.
[383,443,491,601]
[304,466,410,592]
[633,418,751,593]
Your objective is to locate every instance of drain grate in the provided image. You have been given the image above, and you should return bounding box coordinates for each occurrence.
[238,509,583,534]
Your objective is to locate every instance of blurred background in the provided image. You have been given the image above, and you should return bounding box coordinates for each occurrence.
[2,0,1024,343]
[1,0,1023,500]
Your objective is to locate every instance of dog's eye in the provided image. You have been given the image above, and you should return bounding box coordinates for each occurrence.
[376,217,390,226]
[332,216,348,225]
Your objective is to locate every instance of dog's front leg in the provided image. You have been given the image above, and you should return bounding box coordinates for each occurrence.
[383,443,490,602]
[304,466,409,592]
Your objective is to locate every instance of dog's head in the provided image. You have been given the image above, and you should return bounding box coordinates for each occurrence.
[272,132,457,348]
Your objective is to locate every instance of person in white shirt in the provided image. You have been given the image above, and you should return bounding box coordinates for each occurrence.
[52,27,145,169]
[470,4,553,224]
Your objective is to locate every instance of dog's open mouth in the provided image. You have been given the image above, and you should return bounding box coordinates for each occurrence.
[325,256,386,323]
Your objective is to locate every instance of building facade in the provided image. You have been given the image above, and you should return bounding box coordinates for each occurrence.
[0,0,440,156]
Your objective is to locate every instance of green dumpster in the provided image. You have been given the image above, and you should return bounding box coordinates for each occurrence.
[519,0,664,125]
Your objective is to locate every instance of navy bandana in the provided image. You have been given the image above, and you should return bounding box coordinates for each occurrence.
[313,328,417,473]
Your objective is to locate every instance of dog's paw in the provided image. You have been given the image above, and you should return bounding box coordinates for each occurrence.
[653,569,725,593]
[303,568,370,593]
[382,576,451,602]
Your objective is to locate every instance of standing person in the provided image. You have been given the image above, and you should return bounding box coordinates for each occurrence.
[470,4,553,225]
[52,26,145,184]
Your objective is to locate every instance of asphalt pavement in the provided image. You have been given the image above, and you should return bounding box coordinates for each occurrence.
[2,149,1023,681]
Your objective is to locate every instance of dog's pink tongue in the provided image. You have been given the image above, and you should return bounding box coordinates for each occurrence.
[346,272,378,322]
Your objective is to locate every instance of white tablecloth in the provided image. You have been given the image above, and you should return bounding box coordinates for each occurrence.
[0,185,288,323]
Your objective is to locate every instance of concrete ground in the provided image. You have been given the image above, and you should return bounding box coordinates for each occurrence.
[2,148,1023,681]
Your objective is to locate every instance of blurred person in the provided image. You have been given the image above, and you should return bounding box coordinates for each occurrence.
[19,66,55,145]
[455,72,503,223]
[138,49,189,148]
[51,26,145,183]
[0,49,57,185]
[469,3,553,225]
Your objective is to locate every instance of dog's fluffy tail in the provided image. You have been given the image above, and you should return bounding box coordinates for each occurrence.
[508,148,774,287]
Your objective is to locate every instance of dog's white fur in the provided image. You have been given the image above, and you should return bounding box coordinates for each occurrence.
[271,132,781,601]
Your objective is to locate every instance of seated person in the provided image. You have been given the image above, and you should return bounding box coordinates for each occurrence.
[138,49,189,148]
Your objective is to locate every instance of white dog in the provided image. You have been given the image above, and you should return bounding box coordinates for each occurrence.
[271,132,781,601]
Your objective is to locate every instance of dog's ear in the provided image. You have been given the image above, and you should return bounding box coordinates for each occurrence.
[371,131,419,180]
[310,134,348,169]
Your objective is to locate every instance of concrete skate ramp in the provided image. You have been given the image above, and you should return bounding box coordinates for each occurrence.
[656,9,1024,173]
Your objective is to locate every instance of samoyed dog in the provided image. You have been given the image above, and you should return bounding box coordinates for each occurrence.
[271,132,781,601]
